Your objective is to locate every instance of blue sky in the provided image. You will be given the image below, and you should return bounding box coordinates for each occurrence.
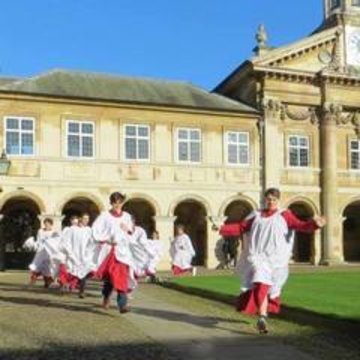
[0,1,323,89]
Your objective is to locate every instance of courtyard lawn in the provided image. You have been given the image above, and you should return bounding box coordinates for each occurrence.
[170,271,360,321]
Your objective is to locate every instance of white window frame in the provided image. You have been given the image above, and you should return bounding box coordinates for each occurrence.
[175,127,201,164]
[4,116,36,157]
[123,124,151,162]
[224,131,250,167]
[349,139,360,170]
[65,120,95,159]
[288,135,310,168]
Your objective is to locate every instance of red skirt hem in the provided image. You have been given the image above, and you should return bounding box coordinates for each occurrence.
[172,265,192,276]
[235,283,281,315]
[95,249,129,292]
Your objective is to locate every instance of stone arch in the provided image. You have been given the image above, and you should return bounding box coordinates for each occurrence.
[55,192,105,216]
[0,195,42,269]
[59,194,103,227]
[342,200,360,262]
[218,195,258,218]
[123,197,157,237]
[287,200,316,263]
[125,193,161,216]
[0,190,46,214]
[173,198,208,266]
[283,196,319,216]
[168,194,212,217]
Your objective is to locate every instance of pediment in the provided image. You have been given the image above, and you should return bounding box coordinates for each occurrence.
[252,27,339,73]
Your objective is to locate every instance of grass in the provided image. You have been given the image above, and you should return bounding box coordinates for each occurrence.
[170,271,360,321]
[0,272,177,360]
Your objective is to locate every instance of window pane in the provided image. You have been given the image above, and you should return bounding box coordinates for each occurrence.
[6,118,19,130]
[289,148,298,166]
[299,137,308,147]
[228,132,237,143]
[6,132,19,154]
[125,138,136,159]
[289,137,298,146]
[239,145,249,164]
[126,126,136,136]
[178,130,188,140]
[178,142,188,161]
[351,141,359,150]
[238,133,248,143]
[68,122,80,133]
[21,133,34,155]
[138,126,149,137]
[68,135,80,156]
[228,144,238,163]
[351,152,360,169]
[21,119,33,131]
[81,123,93,134]
[190,142,200,162]
[82,136,93,157]
[190,130,200,140]
[331,0,340,9]
[299,149,309,167]
[138,139,149,159]
[352,0,360,6]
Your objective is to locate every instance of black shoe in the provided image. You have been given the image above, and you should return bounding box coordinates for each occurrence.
[256,316,269,334]
[119,306,130,314]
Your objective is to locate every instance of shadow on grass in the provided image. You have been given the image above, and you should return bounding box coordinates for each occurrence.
[0,294,114,318]
[0,342,179,360]
[0,336,330,360]
[161,281,360,334]
[132,306,250,336]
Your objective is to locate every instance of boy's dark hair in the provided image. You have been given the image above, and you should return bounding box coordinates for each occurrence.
[43,218,53,225]
[109,192,126,204]
[264,188,281,199]
[70,215,79,220]
[176,223,186,232]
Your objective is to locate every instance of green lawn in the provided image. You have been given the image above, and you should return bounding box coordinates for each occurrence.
[170,271,360,320]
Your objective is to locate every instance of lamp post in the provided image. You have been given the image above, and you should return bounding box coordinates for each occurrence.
[0,150,11,175]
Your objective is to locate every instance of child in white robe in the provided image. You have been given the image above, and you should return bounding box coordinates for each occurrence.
[60,213,96,297]
[145,230,163,280]
[27,218,59,288]
[92,192,135,313]
[170,224,196,276]
[219,188,325,334]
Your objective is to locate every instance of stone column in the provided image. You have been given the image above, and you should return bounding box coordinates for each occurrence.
[153,216,176,271]
[262,98,284,191]
[320,104,343,264]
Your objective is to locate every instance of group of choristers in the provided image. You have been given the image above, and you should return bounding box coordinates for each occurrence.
[24,187,327,334]
[24,191,197,312]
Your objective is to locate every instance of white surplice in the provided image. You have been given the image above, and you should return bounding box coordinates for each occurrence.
[170,234,195,270]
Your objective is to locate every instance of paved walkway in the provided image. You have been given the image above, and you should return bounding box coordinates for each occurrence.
[126,284,316,360]
[0,273,319,360]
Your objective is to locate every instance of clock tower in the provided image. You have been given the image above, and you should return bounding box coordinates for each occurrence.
[323,0,360,66]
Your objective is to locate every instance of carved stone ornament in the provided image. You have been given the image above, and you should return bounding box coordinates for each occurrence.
[261,98,285,120]
[322,102,343,124]
[284,105,318,124]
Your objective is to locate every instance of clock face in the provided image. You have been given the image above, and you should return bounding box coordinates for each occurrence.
[346,27,360,66]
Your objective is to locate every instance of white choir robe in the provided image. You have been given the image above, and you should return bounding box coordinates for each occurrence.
[145,239,163,275]
[235,210,295,298]
[129,226,156,277]
[170,234,196,270]
[92,210,135,271]
[62,225,96,280]
[28,229,60,278]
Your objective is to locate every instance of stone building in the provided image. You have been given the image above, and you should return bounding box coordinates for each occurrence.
[1,0,359,269]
